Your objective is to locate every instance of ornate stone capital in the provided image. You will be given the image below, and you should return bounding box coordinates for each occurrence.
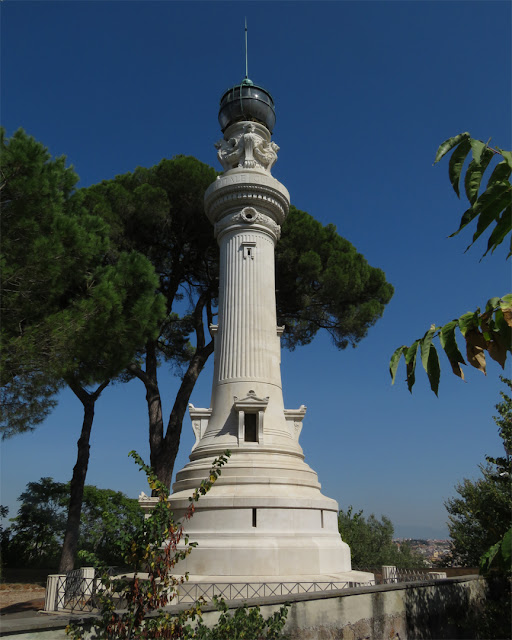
[215,122,279,174]
[214,207,281,241]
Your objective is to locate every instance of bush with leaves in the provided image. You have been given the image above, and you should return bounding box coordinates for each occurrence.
[189,597,288,640]
[445,377,512,567]
[67,450,289,639]
[338,506,426,569]
[66,451,229,639]
[390,134,512,394]
[1,479,144,569]
[2,478,68,568]
[445,377,511,639]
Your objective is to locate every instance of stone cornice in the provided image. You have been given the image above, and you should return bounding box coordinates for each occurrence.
[204,169,290,228]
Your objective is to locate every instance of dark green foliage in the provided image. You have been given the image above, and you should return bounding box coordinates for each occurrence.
[0,128,104,432]
[77,485,144,566]
[0,130,108,341]
[1,478,143,569]
[338,506,426,568]
[445,377,512,567]
[189,597,289,640]
[1,127,167,572]
[486,377,512,472]
[2,478,68,567]
[445,467,511,567]
[82,155,220,312]
[80,157,221,488]
[277,207,394,350]
[0,128,166,435]
[445,379,512,639]
[480,528,511,576]
[434,132,512,258]
[1,373,62,439]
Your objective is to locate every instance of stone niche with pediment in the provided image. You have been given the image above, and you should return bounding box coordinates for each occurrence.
[233,390,269,445]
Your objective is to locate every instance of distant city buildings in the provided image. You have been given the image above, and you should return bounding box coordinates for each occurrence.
[394,538,453,567]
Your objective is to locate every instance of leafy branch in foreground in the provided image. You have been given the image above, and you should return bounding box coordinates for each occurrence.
[66,451,289,639]
[390,295,512,395]
[434,132,512,259]
[390,132,511,393]
[66,450,231,639]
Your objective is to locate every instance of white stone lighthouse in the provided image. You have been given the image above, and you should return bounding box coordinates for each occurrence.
[144,77,370,583]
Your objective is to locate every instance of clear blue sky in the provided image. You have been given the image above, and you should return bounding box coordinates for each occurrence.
[1,1,510,540]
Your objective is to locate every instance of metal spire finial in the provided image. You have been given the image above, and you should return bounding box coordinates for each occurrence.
[244,18,249,79]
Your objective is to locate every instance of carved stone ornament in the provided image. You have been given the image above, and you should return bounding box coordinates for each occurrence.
[233,391,270,410]
[215,123,279,174]
[214,209,281,240]
[284,405,307,443]
[192,420,201,443]
[241,207,257,223]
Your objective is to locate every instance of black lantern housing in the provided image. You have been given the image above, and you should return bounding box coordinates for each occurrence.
[218,79,276,133]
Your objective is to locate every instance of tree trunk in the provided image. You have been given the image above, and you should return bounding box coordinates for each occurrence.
[58,380,109,573]
[144,342,165,476]
[132,293,215,490]
[152,341,214,488]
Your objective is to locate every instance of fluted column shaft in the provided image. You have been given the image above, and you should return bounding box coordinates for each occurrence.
[215,227,280,386]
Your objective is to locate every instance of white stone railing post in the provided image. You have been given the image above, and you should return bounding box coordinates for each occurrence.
[80,567,96,599]
[381,565,398,584]
[44,574,66,611]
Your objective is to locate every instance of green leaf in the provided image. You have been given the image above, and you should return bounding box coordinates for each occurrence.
[448,139,471,197]
[484,205,512,257]
[497,148,512,169]
[486,160,512,189]
[434,132,470,165]
[480,528,512,575]
[502,527,512,566]
[493,308,512,349]
[420,326,436,373]
[485,297,500,313]
[469,138,487,165]
[439,320,466,379]
[471,182,512,246]
[389,345,407,384]
[458,311,479,337]
[500,293,512,309]
[405,340,420,393]
[464,149,494,205]
[449,204,479,238]
[425,343,440,396]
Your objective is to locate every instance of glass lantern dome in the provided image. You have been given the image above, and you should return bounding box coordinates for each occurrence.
[218,78,276,133]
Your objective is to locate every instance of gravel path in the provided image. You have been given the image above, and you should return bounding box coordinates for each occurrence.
[0,587,46,613]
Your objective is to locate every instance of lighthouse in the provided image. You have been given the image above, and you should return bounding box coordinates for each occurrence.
[141,75,371,584]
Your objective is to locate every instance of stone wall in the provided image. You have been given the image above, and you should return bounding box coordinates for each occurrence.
[196,575,485,640]
[1,576,485,639]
